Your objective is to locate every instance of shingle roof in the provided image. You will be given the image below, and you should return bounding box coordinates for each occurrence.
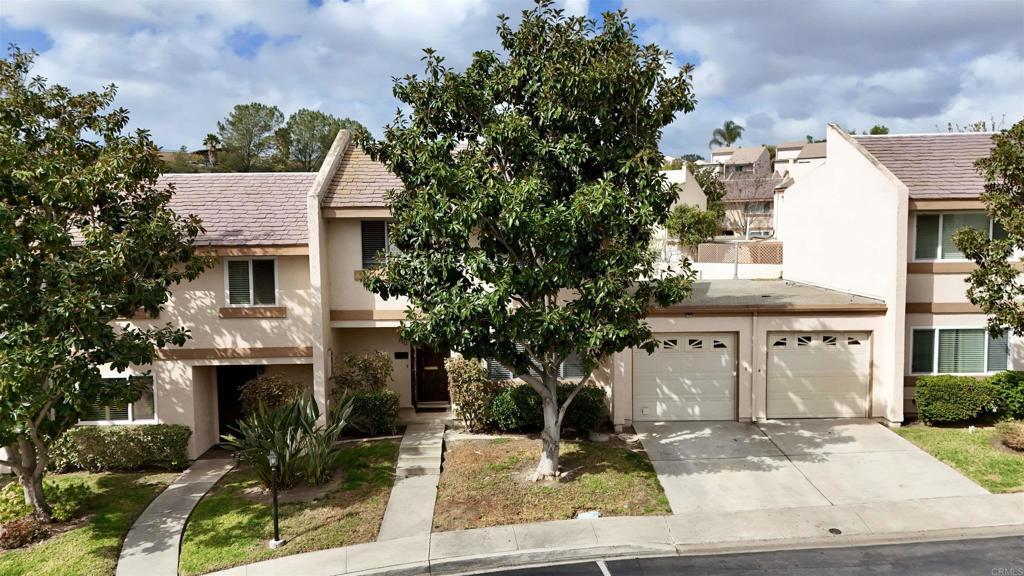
[721,173,783,202]
[722,146,767,165]
[321,146,403,208]
[798,142,827,159]
[159,172,315,246]
[776,141,806,151]
[853,133,994,198]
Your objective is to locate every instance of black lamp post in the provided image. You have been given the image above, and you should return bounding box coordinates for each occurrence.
[267,449,284,548]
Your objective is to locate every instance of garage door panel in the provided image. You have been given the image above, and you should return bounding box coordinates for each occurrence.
[633,333,736,421]
[767,332,870,419]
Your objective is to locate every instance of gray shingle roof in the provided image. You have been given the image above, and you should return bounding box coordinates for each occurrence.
[798,142,827,159]
[159,172,315,246]
[321,146,403,208]
[721,173,784,202]
[722,146,767,165]
[853,133,994,198]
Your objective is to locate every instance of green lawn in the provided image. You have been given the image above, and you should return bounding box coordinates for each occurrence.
[433,437,670,531]
[0,471,178,576]
[178,439,398,576]
[897,425,1024,493]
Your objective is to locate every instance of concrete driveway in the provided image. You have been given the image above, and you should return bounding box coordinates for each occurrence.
[634,419,988,515]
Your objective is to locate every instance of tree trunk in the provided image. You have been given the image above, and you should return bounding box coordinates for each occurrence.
[20,473,52,522]
[7,434,53,522]
[534,375,561,480]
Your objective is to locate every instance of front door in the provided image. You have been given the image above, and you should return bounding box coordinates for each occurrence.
[415,348,450,404]
[217,365,263,441]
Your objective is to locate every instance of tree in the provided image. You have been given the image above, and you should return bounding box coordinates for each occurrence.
[202,133,220,166]
[868,125,889,135]
[709,120,743,148]
[0,48,208,520]
[954,119,1024,335]
[361,1,696,479]
[285,109,369,171]
[666,162,726,247]
[216,102,284,171]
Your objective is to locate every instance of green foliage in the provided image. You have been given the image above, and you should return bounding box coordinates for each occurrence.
[216,102,285,171]
[996,420,1024,451]
[239,375,308,412]
[285,109,368,171]
[445,357,502,431]
[0,479,88,524]
[222,401,305,489]
[868,125,889,135]
[665,162,726,247]
[0,48,208,519]
[989,370,1024,419]
[0,516,50,550]
[359,1,696,474]
[330,350,394,394]
[488,383,608,433]
[709,120,744,147]
[954,119,1024,335]
[48,425,192,473]
[346,390,401,437]
[915,375,1000,424]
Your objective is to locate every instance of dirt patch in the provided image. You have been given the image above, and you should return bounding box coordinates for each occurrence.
[239,472,346,504]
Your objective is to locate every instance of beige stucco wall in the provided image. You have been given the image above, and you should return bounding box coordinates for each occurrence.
[331,327,413,407]
[326,219,409,311]
[779,124,908,423]
[906,273,973,303]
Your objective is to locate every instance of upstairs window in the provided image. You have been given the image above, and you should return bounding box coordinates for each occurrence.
[914,212,992,260]
[361,221,396,269]
[226,258,276,306]
[81,377,156,423]
[747,201,772,215]
[911,328,1009,374]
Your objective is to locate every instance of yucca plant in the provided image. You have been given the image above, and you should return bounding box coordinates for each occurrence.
[222,401,305,488]
[299,395,355,485]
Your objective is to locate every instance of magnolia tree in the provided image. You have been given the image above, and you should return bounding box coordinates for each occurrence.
[955,119,1024,335]
[0,49,207,520]
[362,2,698,479]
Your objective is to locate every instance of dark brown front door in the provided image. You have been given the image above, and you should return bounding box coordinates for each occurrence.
[415,348,450,404]
[217,365,262,440]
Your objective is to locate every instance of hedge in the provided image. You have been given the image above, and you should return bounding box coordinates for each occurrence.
[345,389,400,436]
[49,424,192,472]
[488,383,609,433]
[914,375,1000,425]
[989,370,1024,420]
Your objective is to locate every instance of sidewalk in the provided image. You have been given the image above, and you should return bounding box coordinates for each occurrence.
[206,492,1024,576]
[377,422,445,541]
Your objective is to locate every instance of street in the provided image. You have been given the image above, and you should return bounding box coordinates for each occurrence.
[484,536,1024,575]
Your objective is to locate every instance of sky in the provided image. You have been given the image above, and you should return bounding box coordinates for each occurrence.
[2,0,1022,157]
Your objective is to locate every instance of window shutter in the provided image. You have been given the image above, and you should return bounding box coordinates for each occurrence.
[560,351,585,379]
[251,260,276,305]
[361,221,387,269]
[940,213,988,259]
[938,329,985,373]
[227,260,251,305]
[911,329,935,373]
[915,214,940,260]
[987,332,1009,372]
[486,358,514,380]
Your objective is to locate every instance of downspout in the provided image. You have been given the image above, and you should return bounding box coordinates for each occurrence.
[750,311,758,422]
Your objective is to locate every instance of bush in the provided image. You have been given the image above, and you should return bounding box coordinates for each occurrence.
[49,424,191,472]
[222,400,305,488]
[0,516,49,549]
[346,390,400,436]
[330,350,393,393]
[0,480,89,524]
[445,357,501,431]
[239,374,307,412]
[915,375,1000,425]
[989,370,1024,420]
[996,420,1024,451]
[488,383,609,434]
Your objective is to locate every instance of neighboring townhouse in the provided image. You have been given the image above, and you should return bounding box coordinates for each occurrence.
[773,141,805,173]
[721,173,787,238]
[773,141,827,182]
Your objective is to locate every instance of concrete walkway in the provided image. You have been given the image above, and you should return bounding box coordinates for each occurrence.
[116,456,234,576]
[206,492,1024,576]
[377,421,445,541]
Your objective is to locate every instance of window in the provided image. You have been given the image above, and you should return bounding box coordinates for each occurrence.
[687,338,703,350]
[823,335,838,347]
[914,212,992,260]
[662,339,678,350]
[485,351,586,380]
[748,230,772,239]
[712,339,728,349]
[772,337,788,348]
[81,377,156,423]
[747,202,772,215]
[361,221,396,269]
[797,335,813,347]
[911,328,1009,374]
[486,358,514,380]
[226,258,276,306]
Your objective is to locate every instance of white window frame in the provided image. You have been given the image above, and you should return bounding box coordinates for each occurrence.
[78,376,159,426]
[909,326,1011,375]
[912,211,995,262]
[223,257,279,307]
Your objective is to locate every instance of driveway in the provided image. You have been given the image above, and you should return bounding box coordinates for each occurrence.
[634,419,988,514]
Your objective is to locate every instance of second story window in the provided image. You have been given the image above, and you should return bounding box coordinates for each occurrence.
[361,221,395,269]
[226,258,276,306]
[914,212,1001,261]
[747,201,772,215]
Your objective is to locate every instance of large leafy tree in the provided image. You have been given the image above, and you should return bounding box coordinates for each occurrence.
[217,102,284,171]
[285,109,368,171]
[709,120,743,147]
[955,119,1024,335]
[0,49,207,520]
[362,2,697,479]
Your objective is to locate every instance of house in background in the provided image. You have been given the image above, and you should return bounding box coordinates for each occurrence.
[774,141,827,182]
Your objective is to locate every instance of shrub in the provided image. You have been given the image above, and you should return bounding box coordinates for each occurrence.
[989,370,1024,420]
[996,420,1024,451]
[222,400,305,488]
[488,383,609,434]
[0,480,89,524]
[915,375,1000,425]
[0,516,49,549]
[330,350,393,393]
[300,395,353,485]
[49,424,191,472]
[445,357,501,431]
[346,390,401,436]
[239,374,307,412]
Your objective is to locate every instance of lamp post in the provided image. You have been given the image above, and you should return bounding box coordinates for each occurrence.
[267,450,284,549]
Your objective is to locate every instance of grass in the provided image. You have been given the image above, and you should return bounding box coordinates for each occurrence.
[896,424,1024,493]
[0,471,178,576]
[433,437,670,532]
[178,439,399,576]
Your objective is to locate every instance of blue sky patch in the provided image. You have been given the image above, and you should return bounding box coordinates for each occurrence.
[226,26,270,60]
[0,19,54,53]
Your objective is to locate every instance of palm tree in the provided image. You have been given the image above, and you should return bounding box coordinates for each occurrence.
[203,133,220,166]
[709,120,744,148]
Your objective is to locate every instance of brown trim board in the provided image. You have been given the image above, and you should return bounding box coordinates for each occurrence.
[909,261,1024,274]
[909,199,985,210]
[219,306,288,319]
[322,207,391,219]
[198,245,308,256]
[648,303,887,316]
[157,346,313,360]
[330,309,407,321]
[905,302,982,314]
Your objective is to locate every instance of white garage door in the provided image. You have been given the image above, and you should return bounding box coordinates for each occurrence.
[633,333,736,421]
[767,332,871,418]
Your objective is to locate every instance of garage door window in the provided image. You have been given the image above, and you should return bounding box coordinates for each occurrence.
[911,328,1009,374]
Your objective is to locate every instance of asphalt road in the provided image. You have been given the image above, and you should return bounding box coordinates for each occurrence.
[483,536,1024,576]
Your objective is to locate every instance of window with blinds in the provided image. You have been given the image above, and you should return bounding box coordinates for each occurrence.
[485,351,586,380]
[915,212,992,261]
[225,258,276,306]
[911,328,1009,374]
[361,221,388,269]
[81,377,156,423]
[937,329,985,373]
